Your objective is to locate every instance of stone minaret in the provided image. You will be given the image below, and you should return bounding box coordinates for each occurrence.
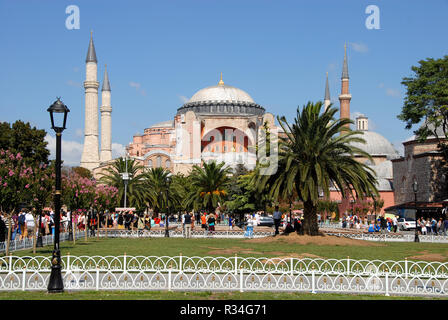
[339,43,352,131]
[80,32,100,170]
[100,65,112,162]
[324,72,331,111]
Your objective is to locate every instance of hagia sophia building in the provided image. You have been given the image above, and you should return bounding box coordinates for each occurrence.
[80,34,399,213]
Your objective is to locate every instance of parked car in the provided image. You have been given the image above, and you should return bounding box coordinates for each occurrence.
[258,216,274,227]
[397,217,416,231]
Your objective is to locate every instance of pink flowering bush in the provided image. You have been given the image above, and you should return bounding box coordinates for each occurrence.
[0,149,34,213]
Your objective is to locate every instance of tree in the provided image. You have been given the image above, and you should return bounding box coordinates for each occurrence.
[398,56,448,162]
[72,166,93,179]
[184,161,232,212]
[143,167,178,215]
[62,169,96,213]
[98,157,146,209]
[0,121,50,165]
[254,102,379,236]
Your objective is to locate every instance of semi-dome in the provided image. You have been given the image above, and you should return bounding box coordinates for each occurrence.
[350,131,398,157]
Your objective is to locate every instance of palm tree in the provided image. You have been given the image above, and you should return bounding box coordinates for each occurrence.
[184,161,232,212]
[143,167,178,216]
[98,157,146,209]
[254,102,379,236]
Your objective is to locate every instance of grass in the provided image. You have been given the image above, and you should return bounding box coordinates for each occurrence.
[6,236,448,262]
[0,290,442,300]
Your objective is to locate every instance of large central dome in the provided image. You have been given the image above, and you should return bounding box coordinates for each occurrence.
[188,84,255,104]
[177,74,265,116]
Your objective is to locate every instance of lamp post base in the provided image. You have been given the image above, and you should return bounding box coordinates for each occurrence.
[47,250,64,293]
[36,235,43,248]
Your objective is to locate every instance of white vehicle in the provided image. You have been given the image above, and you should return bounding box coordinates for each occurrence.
[397,217,416,231]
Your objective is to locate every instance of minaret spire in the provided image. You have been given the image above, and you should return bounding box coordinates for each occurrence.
[342,42,349,79]
[100,64,112,162]
[81,32,100,170]
[86,30,98,63]
[102,64,111,92]
[339,43,352,132]
[324,72,331,111]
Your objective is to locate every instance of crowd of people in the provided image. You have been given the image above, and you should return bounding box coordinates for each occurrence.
[2,206,448,242]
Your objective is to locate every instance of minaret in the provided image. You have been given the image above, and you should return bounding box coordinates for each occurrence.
[339,43,352,131]
[100,65,112,162]
[80,31,100,170]
[324,72,331,111]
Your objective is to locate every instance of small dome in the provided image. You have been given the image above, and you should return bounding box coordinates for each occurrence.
[369,160,393,179]
[350,131,398,157]
[188,84,255,104]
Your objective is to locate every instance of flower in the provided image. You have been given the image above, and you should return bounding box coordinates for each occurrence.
[25,184,30,189]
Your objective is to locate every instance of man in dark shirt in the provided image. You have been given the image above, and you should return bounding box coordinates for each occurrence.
[273,206,282,235]
[184,212,192,238]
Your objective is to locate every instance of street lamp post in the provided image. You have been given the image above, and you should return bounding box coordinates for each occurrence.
[121,154,130,209]
[47,97,70,293]
[413,180,420,243]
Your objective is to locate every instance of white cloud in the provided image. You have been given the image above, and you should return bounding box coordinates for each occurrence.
[351,42,369,53]
[179,95,189,103]
[385,88,401,98]
[129,82,141,89]
[129,82,147,96]
[75,128,83,138]
[112,143,126,158]
[67,80,82,88]
[46,134,126,167]
[45,134,83,166]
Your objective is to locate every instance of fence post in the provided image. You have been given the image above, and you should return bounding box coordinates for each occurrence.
[168,270,172,291]
[347,256,350,276]
[67,253,70,273]
[22,267,26,291]
[290,258,293,276]
[239,267,244,293]
[234,254,238,275]
[179,253,183,272]
[385,269,390,297]
[124,252,127,273]
[96,265,100,291]
[311,266,316,294]
[9,255,12,273]
[405,258,408,280]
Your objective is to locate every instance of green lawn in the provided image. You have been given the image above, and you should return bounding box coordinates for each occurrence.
[0,290,441,300]
[5,235,448,262]
[2,236,447,300]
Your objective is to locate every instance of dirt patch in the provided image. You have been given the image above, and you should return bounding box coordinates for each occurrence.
[261,253,324,264]
[245,232,384,247]
[407,251,448,262]
[206,246,262,255]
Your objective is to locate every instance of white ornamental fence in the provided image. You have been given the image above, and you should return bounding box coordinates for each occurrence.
[100,229,273,239]
[0,255,447,297]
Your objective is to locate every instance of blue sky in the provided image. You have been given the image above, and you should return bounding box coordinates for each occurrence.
[1,0,448,165]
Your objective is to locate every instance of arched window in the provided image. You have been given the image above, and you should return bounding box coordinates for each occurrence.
[147,159,153,168]
[156,156,161,168]
[165,160,171,168]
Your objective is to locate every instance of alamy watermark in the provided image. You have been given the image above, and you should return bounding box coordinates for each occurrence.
[365,5,380,30]
[65,5,80,30]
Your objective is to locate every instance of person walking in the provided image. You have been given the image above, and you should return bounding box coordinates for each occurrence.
[201,213,207,230]
[184,211,192,238]
[207,213,216,236]
[273,206,282,235]
[25,211,35,240]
